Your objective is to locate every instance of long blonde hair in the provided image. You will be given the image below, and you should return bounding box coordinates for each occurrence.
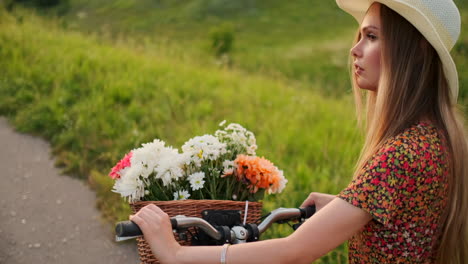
[349,4,468,263]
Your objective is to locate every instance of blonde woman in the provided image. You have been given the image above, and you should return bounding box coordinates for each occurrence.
[130,0,468,263]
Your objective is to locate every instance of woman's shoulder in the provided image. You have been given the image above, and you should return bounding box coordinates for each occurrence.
[383,121,445,152]
[373,121,449,170]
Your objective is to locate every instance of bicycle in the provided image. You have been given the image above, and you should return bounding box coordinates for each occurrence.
[115,205,316,245]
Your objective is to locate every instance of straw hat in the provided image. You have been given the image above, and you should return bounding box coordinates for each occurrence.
[336,0,461,103]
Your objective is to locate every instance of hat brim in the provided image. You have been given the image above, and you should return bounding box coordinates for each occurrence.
[336,0,459,103]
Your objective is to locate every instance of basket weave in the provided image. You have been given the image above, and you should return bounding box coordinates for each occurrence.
[130,200,263,264]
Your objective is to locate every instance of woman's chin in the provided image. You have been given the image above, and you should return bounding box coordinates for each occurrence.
[355,76,377,91]
[357,82,377,91]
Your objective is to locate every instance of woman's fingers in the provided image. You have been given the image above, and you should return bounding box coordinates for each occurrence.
[129,204,180,262]
[146,203,162,212]
[300,192,317,208]
[131,204,171,233]
[146,204,170,220]
[134,205,163,223]
[129,206,167,241]
[301,193,337,212]
[136,204,167,218]
[130,213,149,231]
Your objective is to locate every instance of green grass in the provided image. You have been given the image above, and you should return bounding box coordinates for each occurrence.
[1,0,468,262]
[34,0,468,101]
[0,8,361,262]
[20,0,360,97]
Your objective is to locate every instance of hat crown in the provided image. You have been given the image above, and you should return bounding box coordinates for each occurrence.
[417,0,461,49]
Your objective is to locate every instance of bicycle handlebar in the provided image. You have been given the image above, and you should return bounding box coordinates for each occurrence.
[115,205,316,243]
[116,217,221,239]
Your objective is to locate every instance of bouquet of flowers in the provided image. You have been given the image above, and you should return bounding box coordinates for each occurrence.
[109,121,287,202]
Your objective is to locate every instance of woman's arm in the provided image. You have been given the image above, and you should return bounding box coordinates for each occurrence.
[131,198,372,264]
[300,192,337,211]
[285,197,372,263]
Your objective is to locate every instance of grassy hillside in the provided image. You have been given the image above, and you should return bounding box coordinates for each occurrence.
[29,0,468,102]
[0,8,362,263]
[8,0,371,98]
[1,1,467,262]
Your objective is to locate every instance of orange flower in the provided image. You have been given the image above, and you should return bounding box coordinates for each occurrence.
[234,155,284,193]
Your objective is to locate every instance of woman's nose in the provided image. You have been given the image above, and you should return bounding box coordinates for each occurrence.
[350,42,362,58]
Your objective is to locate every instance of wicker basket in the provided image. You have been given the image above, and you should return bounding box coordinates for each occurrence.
[130,200,263,264]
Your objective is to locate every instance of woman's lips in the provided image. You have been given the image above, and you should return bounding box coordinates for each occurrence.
[354,63,364,75]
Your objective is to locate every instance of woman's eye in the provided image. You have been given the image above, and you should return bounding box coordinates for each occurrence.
[367,34,377,40]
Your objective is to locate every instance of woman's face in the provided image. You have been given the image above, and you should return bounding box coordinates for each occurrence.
[350,3,382,91]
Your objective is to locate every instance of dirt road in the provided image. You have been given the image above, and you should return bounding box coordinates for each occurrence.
[0,117,139,263]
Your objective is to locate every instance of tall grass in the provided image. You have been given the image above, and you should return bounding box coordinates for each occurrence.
[41,0,468,102]
[1,1,467,262]
[0,8,361,262]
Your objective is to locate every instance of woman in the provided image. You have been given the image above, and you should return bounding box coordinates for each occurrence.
[130,1,468,263]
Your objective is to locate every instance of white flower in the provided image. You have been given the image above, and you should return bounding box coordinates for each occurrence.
[173,189,191,200]
[131,139,167,178]
[182,135,227,166]
[214,130,227,138]
[214,123,257,156]
[188,172,205,190]
[278,172,288,193]
[231,132,247,147]
[219,120,226,126]
[113,138,190,200]
[222,160,236,175]
[154,148,185,186]
[247,135,256,146]
[112,166,146,202]
[247,144,257,155]
[225,123,246,132]
[141,139,166,152]
[267,170,288,194]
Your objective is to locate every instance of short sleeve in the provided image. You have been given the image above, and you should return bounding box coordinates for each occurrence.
[338,144,408,226]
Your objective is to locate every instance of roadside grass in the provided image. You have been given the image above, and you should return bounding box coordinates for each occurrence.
[0,8,361,262]
[26,0,359,97]
[1,1,467,262]
[31,0,468,103]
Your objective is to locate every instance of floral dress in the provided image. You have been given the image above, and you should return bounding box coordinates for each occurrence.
[338,122,450,263]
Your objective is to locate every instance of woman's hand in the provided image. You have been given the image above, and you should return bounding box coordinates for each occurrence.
[130,204,180,263]
[300,192,337,212]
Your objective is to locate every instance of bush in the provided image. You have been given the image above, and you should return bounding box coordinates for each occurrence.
[209,22,235,57]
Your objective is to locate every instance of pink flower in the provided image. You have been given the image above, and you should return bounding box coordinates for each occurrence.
[109,152,133,179]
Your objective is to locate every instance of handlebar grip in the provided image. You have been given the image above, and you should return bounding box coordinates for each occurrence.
[115,218,178,237]
[115,221,142,237]
[300,205,316,218]
[170,218,178,229]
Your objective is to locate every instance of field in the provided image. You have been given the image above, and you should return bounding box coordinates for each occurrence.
[0,1,467,262]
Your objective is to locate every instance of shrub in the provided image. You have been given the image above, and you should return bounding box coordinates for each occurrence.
[209,22,235,57]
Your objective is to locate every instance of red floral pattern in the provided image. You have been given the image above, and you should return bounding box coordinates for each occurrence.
[338,122,450,263]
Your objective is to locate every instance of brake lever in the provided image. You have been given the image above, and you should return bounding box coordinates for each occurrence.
[292,222,303,231]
